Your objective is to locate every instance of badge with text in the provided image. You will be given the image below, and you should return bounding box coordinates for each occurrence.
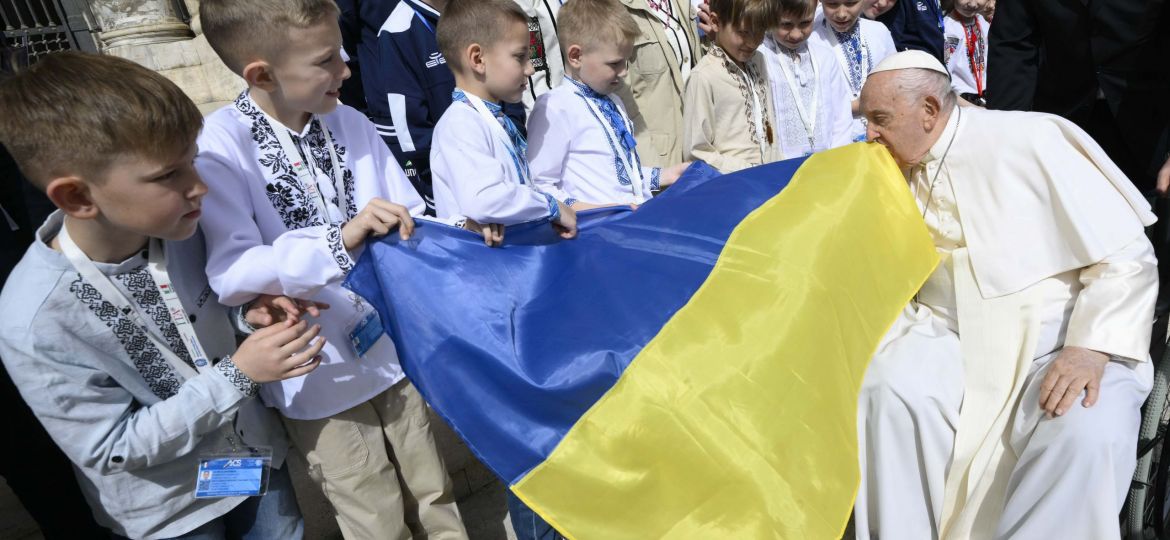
[348,310,385,358]
[194,447,272,498]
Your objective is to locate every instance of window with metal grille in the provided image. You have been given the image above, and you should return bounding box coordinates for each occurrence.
[1,0,96,64]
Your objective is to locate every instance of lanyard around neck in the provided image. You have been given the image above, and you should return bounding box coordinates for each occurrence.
[772,40,821,153]
[58,225,209,381]
[726,54,769,159]
[269,115,346,226]
[459,90,532,185]
[961,18,985,96]
[569,81,647,201]
[827,22,869,98]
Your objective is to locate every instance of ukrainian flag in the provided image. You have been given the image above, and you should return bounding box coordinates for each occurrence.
[345,143,937,539]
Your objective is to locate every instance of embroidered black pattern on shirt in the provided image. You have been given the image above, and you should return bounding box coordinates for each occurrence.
[303,123,358,219]
[214,356,259,397]
[326,224,354,273]
[70,274,185,399]
[113,266,195,371]
[233,91,357,229]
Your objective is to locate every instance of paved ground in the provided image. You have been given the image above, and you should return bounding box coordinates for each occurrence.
[0,412,516,540]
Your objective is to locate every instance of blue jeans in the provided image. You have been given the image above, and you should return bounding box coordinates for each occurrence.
[507,491,565,540]
[155,465,303,540]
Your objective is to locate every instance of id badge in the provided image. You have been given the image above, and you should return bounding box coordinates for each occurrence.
[194,446,272,498]
[348,310,384,358]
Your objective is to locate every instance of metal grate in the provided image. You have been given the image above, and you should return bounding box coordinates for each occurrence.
[0,0,95,63]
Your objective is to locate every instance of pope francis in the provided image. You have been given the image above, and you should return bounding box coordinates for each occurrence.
[854,51,1159,539]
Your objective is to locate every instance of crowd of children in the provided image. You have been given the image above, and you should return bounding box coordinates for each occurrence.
[0,0,992,538]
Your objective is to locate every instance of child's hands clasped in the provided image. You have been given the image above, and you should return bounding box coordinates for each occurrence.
[342,198,415,251]
[232,319,326,383]
[245,294,330,328]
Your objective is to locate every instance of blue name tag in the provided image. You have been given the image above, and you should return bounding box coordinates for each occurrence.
[195,456,268,498]
[348,311,384,358]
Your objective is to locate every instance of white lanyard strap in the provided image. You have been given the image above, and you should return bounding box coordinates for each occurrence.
[574,87,647,202]
[828,25,869,99]
[460,92,533,185]
[270,117,346,226]
[731,60,768,159]
[59,226,208,381]
[774,42,821,152]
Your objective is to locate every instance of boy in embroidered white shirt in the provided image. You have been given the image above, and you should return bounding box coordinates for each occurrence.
[195,1,468,538]
[809,0,897,141]
[943,0,990,106]
[527,0,690,209]
[759,0,855,157]
[432,0,578,245]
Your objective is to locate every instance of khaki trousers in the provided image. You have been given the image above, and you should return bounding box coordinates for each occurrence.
[282,379,467,540]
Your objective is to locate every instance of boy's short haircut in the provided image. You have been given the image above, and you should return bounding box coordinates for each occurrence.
[778,0,818,17]
[0,51,202,190]
[557,0,640,53]
[709,0,781,35]
[199,0,340,74]
[437,0,529,72]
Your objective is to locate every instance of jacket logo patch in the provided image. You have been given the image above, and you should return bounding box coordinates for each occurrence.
[425,52,447,69]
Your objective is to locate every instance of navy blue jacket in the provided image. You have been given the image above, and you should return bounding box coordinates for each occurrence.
[876,0,945,63]
[354,0,526,214]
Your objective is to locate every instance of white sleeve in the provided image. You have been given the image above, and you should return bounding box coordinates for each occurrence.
[822,50,858,149]
[870,24,898,64]
[196,150,354,306]
[526,95,575,203]
[431,108,554,225]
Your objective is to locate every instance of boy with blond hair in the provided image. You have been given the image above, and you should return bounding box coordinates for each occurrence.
[683,0,782,173]
[0,51,327,540]
[196,1,468,538]
[527,0,690,209]
[431,0,578,244]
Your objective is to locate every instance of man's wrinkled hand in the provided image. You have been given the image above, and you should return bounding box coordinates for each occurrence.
[1038,347,1109,417]
[245,294,330,328]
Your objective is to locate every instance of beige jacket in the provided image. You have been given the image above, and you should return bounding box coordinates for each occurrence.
[615,0,703,168]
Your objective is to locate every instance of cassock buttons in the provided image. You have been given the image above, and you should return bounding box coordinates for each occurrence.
[111,455,124,463]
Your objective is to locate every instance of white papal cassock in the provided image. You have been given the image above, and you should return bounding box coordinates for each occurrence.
[855,104,1158,540]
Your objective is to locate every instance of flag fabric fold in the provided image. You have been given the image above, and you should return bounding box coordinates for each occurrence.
[345,142,938,539]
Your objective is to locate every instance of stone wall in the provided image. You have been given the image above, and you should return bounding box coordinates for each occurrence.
[92,0,244,114]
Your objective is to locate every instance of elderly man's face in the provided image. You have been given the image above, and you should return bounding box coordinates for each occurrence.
[859,71,944,169]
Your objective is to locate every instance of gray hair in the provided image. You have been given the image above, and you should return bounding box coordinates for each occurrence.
[893,68,957,110]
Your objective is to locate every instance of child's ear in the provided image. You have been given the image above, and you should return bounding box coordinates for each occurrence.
[242,60,278,92]
[45,176,99,220]
[566,44,584,69]
[466,43,487,76]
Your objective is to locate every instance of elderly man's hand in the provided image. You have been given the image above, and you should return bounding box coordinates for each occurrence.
[1038,347,1109,417]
